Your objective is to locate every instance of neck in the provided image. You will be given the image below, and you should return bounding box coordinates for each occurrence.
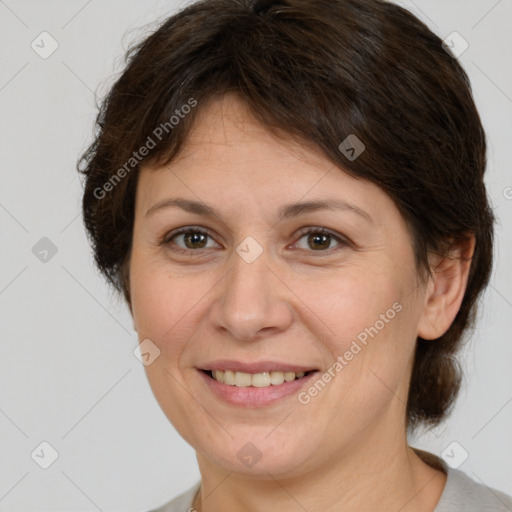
[193,421,446,512]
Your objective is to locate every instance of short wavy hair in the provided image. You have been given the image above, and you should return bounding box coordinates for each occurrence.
[78,0,495,431]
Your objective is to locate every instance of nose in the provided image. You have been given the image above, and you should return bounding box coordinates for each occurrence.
[209,247,294,342]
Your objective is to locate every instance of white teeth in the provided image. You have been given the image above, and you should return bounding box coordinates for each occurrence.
[213,370,224,383]
[209,370,309,387]
[284,371,296,382]
[251,372,271,387]
[235,372,252,387]
[223,370,236,385]
[269,371,284,385]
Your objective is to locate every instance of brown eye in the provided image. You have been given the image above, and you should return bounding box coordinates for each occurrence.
[307,232,332,251]
[163,227,219,252]
[294,228,346,253]
[182,231,208,249]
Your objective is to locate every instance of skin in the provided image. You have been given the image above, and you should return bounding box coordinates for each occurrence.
[129,92,475,511]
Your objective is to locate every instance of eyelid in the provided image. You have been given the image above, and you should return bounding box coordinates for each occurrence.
[161,225,350,255]
[291,226,349,252]
[161,225,220,248]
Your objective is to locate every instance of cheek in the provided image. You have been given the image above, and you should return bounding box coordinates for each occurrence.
[130,257,199,359]
[129,258,209,440]
[302,265,417,397]
[298,266,403,349]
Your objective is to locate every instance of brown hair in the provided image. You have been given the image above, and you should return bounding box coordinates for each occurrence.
[78,0,495,431]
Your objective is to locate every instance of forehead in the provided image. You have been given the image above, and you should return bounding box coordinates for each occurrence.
[168,92,331,172]
[136,92,398,229]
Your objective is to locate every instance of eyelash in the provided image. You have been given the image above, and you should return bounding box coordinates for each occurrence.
[160,226,349,255]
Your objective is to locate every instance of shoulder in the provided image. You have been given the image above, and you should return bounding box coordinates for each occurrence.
[436,466,512,511]
[413,448,512,512]
[146,481,200,512]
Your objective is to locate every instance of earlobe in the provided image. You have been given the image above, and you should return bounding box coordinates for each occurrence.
[417,235,475,340]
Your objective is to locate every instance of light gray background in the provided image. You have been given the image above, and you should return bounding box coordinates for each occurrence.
[0,1,511,511]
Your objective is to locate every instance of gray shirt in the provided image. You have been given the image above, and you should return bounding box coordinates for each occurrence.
[148,454,512,511]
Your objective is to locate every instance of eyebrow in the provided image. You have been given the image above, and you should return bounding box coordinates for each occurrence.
[145,197,373,224]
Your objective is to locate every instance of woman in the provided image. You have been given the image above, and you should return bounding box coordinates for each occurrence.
[79,0,512,510]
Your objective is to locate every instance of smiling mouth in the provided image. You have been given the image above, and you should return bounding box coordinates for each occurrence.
[202,369,317,387]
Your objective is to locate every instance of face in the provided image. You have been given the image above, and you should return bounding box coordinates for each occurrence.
[129,93,430,478]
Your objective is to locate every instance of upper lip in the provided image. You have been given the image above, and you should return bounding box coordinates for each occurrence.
[199,360,318,373]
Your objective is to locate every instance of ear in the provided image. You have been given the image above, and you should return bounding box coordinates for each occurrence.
[417,234,475,340]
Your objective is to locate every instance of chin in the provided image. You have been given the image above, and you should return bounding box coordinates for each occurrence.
[195,430,319,479]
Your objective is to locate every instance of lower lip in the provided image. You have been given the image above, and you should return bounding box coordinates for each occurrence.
[198,370,319,407]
